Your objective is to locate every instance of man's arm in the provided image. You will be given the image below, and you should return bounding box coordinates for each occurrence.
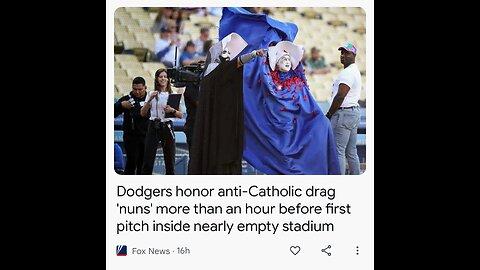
[114,96,129,117]
[237,49,267,68]
[326,83,350,119]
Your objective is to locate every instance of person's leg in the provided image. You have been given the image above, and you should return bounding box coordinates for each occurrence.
[345,109,361,174]
[345,126,360,174]
[185,130,193,153]
[142,123,160,175]
[162,121,176,175]
[123,135,137,175]
[135,135,146,175]
[330,112,350,175]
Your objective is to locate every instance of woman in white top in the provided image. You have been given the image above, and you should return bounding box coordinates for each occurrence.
[140,68,183,174]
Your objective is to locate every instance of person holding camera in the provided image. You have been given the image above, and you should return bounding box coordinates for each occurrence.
[140,68,182,175]
[114,77,149,175]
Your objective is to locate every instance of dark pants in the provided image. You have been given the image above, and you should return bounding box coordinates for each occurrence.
[123,134,146,175]
[142,120,176,175]
[185,128,193,153]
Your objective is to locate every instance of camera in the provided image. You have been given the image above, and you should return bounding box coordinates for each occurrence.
[128,97,136,106]
[167,62,205,87]
[127,95,137,130]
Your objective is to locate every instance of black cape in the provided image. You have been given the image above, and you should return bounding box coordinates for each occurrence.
[188,60,244,174]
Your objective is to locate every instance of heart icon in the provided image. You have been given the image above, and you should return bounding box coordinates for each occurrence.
[290,246,301,255]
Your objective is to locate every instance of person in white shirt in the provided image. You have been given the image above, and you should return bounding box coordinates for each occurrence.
[154,27,180,68]
[326,42,362,175]
[140,68,183,174]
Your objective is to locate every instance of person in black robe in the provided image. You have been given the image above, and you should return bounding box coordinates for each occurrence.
[188,32,265,174]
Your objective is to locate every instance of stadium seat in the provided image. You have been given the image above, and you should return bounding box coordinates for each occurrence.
[138,19,154,31]
[114,25,127,32]
[122,40,142,50]
[131,48,152,62]
[114,85,123,99]
[120,61,142,70]
[114,143,125,174]
[114,68,128,77]
[134,32,155,42]
[127,24,149,33]
[119,17,139,27]
[126,68,151,80]
[139,39,155,52]
[115,31,135,42]
[114,76,132,86]
[115,54,139,63]
[142,62,167,75]
[114,7,129,19]
[125,7,144,14]
[115,83,132,96]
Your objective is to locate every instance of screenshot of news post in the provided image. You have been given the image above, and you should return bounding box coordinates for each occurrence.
[107,1,373,269]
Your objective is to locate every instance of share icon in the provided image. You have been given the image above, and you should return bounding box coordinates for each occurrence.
[321,245,332,256]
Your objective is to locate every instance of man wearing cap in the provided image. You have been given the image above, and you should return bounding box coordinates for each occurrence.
[326,42,362,175]
[153,26,180,68]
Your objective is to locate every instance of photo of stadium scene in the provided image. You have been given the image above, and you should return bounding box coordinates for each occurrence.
[113,7,366,175]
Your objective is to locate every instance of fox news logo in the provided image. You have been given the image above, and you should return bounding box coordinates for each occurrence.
[116,245,127,256]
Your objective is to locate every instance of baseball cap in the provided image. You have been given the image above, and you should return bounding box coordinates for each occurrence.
[338,42,357,54]
[160,26,171,33]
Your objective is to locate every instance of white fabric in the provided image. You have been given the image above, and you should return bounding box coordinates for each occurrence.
[221,35,232,51]
[276,51,288,62]
[146,91,171,121]
[204,62,219,77]
[222,33,247,59]
[268,41,303,71]
[330,63,362,107]
[204,32,248,76]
